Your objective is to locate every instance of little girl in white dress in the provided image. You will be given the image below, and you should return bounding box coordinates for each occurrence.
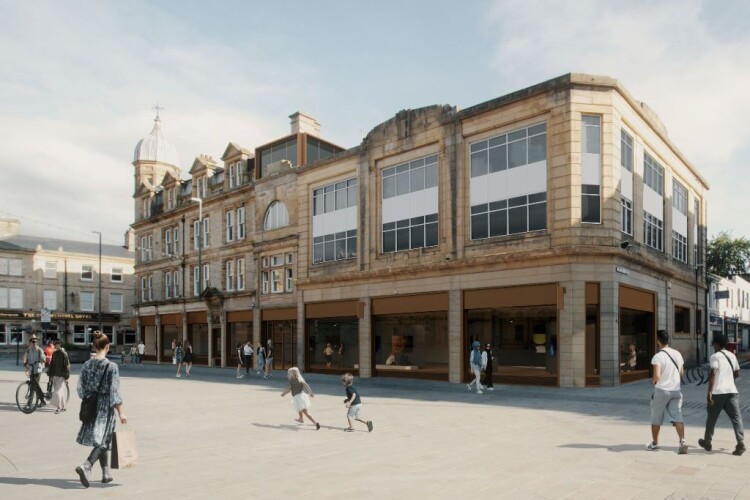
[281,367,320,430]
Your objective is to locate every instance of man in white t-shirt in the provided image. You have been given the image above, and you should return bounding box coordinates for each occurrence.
[137,341,145,365]
[698,333,745,456]
[647,330,688,454]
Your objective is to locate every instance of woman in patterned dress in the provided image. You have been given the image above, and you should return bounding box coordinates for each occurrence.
[75,331,127,488]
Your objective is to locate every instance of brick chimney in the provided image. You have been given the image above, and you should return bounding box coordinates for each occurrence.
[289,112,321,136]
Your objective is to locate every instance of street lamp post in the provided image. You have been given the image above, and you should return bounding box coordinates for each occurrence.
[92,231,102,331]
[190,198,203,297]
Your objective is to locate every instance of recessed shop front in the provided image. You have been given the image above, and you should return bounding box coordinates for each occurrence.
[161,313,181,361]
[619,285,656,384]
[141,316,156,361]
[585,283,601,387]
[187,311,208,365]
[227,311,253,366]
[306,300,359,375]
[465,284,559,386]
[372,293,449,380]
[262,308,297,370]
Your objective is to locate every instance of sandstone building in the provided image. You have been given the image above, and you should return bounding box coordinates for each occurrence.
[0,218,136,348]
[130,74,708,387]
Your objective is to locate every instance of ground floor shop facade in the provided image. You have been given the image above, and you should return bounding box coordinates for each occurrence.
[134,263,703,387]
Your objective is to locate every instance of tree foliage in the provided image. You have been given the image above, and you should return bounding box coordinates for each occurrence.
[707,231,750,277]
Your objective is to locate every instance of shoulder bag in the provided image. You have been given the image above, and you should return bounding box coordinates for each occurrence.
[79,364,109,424]
[720,350,740,380]
[660,349,686,385]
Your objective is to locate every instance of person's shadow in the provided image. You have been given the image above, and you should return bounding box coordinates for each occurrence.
[560,443,655,453]
[0,477,95,489]
[251,423,346,432]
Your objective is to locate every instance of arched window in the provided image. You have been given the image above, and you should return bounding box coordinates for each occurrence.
[264,201,289,230]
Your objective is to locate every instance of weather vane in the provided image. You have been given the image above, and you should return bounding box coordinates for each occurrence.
[152,102,164,121]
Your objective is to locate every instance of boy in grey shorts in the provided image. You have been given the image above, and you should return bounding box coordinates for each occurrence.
[342,373,373,432]
[648,330,688,454]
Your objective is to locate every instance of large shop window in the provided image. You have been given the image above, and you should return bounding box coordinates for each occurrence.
[381,154,439,253]
[307,318,359,372]
[619,307,655,383]
[467,307,558,386]
[374,312,448,379]
[470,122,547,240]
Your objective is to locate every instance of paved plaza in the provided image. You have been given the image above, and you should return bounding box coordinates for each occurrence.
[1,356,750,499]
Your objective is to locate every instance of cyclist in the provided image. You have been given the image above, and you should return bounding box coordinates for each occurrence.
[48,340,71,413]
[22,335,47,407]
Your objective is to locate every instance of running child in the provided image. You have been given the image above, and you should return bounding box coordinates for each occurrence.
[280,367,320,430]
[342,373,373,432]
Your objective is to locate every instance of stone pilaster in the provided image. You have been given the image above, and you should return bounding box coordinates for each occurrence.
[220,311,227,368]
[559,280,586,387]
[600,281,619,386]
[358,297,371,378]
[448,287,462,383]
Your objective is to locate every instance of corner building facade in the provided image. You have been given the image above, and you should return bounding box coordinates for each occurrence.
[131,75,708,387]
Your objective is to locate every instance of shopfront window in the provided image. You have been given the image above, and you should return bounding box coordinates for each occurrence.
[307,318,358,372]
[619,307,655,382]
[467,306,558,385]
[374,312,448,379]
[229,322,252,363]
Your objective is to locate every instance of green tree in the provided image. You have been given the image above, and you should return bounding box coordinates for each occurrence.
[707,231,750,277]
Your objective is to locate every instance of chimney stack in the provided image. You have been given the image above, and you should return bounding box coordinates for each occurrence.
[289,112,321,136]
[0,217,20,238]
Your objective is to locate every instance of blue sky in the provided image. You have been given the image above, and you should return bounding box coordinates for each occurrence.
[1,0,749,245]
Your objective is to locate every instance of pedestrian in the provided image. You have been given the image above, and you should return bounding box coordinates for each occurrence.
[48,339,71,414]
[137,341,145,365]
[183,340,193,377]
[243,340,254,377]
[43,340,55,394]
[174,341,184,378]
[256,343,265,375]
[236,343,244,378]
[280,367,320,430]
[324,343,334,368]
[341,373,373,432]
[483,343,495,391]
[128,344,137,366]
[265,339,274,379]
[75,331,127,488]
[467,340,484,394]
[698,333,745,456]
[22,334,47,407]
[647,330,688,454]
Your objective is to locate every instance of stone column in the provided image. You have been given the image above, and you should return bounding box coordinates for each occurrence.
[220,310,227,368]
[358,297,372,378]
[253,307,261,370]
[155,315,162,364]
[297,298,305,370]
[448,287,462,383]
[559,280,586,387]
[181,309,188,343]
[207,313,214,367]
[600,281,619,386]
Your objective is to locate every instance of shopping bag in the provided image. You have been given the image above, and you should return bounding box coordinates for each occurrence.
[111,429,138,469]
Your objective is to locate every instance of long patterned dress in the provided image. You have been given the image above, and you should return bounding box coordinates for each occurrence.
[76,358,123,449]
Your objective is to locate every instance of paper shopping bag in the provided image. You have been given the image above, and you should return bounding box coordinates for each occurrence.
[111,429,138,469]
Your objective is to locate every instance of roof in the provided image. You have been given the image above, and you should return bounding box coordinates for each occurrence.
[0,235,134,259]
[133,114,180,167]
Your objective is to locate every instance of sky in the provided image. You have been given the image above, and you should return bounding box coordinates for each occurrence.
[1,0,749,246]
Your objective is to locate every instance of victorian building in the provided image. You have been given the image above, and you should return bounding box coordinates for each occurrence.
[0,218,136,349]
[131,74,709,387]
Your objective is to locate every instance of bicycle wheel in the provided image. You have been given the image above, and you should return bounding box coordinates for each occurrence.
[16,382,38,414]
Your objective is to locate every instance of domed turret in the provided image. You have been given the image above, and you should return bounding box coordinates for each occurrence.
[133,109,180,167]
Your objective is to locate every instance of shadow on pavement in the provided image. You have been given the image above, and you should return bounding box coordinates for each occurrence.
[0,476,85,489]
[559,443,650,453]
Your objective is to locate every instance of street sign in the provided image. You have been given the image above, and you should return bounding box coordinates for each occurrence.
[714,290,730,300]
[41,307,51,323]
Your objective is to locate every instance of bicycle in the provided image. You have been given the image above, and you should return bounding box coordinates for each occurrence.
[16,367,70,414]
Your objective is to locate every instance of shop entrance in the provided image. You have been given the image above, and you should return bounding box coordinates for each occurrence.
[619,285,656,384]
[262,320,297,370]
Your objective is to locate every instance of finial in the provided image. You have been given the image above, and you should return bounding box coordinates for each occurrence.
[152,102,164,122]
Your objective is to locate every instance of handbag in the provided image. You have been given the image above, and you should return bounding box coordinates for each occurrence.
[720,351,740,380]
[661,349,686,385]
[79,365,109,423]
[111,427,138,469]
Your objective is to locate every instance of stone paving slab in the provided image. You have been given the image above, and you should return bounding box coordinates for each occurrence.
[1,356,750,499]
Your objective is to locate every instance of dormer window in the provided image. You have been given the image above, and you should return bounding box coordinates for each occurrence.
[229,163,236,188]
[195,175,207,198]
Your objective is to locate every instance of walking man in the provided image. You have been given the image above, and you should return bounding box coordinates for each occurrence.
[698,333,745,455]
[647,330,688,454]
[467,340,484,394]
[137,341,145,365]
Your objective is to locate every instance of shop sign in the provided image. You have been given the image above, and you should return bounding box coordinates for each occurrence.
[710,313,723,325]
[715,290,730,300]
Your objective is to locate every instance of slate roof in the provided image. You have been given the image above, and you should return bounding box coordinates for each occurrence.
[0,235,134,259]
